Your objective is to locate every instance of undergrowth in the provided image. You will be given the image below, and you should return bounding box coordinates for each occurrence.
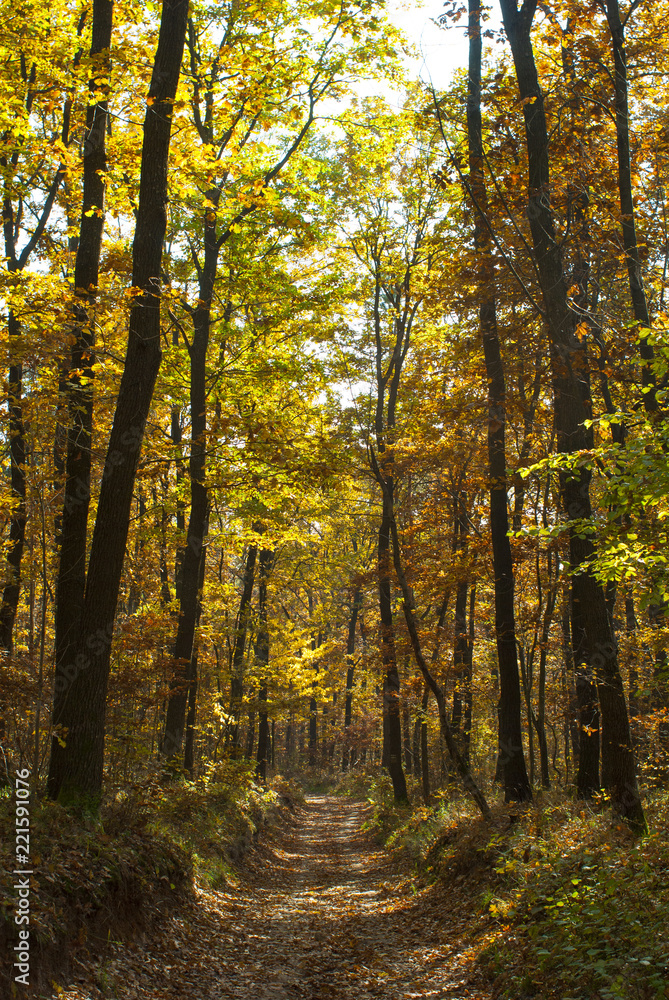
[0,762,298,995]
[477,792,669,1000]
[354,777,669,1000]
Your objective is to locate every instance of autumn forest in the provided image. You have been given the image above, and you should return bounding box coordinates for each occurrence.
[1,0,668,997]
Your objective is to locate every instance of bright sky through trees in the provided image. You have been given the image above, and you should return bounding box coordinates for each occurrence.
[389,0,469,87]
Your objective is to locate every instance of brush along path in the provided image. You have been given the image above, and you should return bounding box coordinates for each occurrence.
[53,795,494,999]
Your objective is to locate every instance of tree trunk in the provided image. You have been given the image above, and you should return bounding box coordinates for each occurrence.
[230,542,258,751]
[467,0,530,802]
[451,580,467,743]
[402,694,412,774]
[519,644,535,786]
[46,0,189,807]
[625,593,639,729]
[309,696,318,767]
[342,587,362,771]
[412,711,421,779]
[161,230,216,762]
[52,0,114,725]
[420,683,431,805]
[390,518,490,820]
[603,0,656,412]
[255,548,274,783]
[535,643,550,790]
[499,0,645,832]
[378,500,408,803]
[245,710,255,759]
[172,405,186,600]
[184,537,207,775]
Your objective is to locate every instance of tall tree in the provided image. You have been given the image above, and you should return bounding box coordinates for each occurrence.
[600,0,656,413]
[50,0,114,796]
[229,539,258,752]
[368,261,414,805]
[499,0,645,831]
[47,0,189,806]
[464,0,531,801]
[342,583,362,772]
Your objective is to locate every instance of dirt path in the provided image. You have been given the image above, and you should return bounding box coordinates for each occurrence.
[54,797,493,999]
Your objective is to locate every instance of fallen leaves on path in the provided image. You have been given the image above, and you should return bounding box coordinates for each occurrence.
[50,796,495,999]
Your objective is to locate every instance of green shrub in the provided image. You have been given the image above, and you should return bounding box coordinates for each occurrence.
[478,793,669,1000]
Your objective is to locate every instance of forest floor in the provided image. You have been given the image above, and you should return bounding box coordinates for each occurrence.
[49,795,495,1000]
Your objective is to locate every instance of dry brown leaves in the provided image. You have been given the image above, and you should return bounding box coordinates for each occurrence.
[48,797,495,1000]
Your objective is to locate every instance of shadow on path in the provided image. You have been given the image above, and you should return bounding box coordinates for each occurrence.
[52,795,493,1000]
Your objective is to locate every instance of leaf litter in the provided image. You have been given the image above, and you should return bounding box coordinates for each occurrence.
[49,796,493,1000]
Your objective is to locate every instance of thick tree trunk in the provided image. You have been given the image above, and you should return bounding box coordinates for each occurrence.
[378,500,408,803]
[576,663,600,795]
[499,0,645,832]
[46,0,189,807]
[52,0,114,744]
[466,0,530,802]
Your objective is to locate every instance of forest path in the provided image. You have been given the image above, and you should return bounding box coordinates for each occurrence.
[54,796,493,999]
